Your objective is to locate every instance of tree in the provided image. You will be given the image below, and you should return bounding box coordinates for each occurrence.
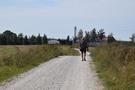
[42,34,48,44]
[90,28,97,42]
[2,30,17,45]
[66,35,72,45]
[17,33,24,45]
[98,29,105,40]
[30,35,37,45]
[77,29,83,41]
[0,33,7,45]
[36,34,42,44]
[108,33,116,43]
[66,35,70,42]
[130,33,135,43]
[24,35,29,45]
[85,31,91,42]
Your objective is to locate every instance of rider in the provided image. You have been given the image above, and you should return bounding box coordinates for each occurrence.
[80,37,88,61]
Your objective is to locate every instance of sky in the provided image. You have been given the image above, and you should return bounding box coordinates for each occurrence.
[0,0,135,41]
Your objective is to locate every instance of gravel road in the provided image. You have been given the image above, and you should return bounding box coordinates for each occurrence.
[0,52,104,90]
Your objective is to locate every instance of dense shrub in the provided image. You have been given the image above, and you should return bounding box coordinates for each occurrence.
[91,43,135,90]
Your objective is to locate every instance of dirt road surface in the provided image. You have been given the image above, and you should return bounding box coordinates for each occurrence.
[0,53,103,90]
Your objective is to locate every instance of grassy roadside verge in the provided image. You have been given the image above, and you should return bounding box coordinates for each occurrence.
[0,45,79,83]
[90,43,135,90]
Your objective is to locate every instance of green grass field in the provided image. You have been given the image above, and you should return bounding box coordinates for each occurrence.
[0,45,79,83]
[90,43,135,90]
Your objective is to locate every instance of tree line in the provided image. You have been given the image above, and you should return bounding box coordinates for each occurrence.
[0,28,117,45]
[0,30,48,45]
[74,27,116,43]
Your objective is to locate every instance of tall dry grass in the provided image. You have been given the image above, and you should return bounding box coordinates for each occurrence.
[0,45,79,83]
[91,43,135,90]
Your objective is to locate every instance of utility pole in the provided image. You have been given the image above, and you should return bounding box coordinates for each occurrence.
[74,26,77,43]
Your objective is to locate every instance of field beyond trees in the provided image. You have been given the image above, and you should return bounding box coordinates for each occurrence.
[90,43,135,90]
[0,45,79,83]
